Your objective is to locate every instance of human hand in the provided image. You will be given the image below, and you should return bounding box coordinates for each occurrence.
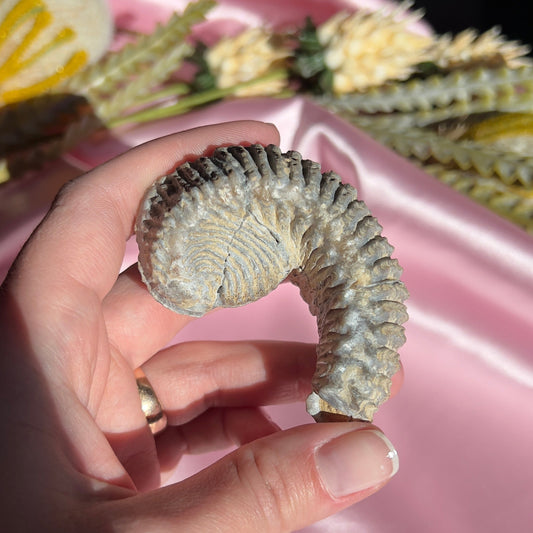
[0,121,402,532]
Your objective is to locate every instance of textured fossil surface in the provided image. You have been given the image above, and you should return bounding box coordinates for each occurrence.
[136,144,408,422]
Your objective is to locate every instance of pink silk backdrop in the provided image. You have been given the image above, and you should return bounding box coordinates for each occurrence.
[1,1,532,531]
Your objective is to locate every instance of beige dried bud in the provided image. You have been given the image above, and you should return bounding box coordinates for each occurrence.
[429,27,532,70]
[317,4,432,94]
[206,27,289,97]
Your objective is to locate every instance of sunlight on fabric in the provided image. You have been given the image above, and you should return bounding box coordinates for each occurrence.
[408,302,533,390]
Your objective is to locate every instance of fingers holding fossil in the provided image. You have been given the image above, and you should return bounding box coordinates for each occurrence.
[136,144,408,422]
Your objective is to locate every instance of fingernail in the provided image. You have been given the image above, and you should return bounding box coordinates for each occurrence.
[315,428,399,498]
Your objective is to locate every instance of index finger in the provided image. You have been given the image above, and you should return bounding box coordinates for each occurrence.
[9,121,280,301]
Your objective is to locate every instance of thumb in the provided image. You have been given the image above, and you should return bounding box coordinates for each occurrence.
[104,422,399,532]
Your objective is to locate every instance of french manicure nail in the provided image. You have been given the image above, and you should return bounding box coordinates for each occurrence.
[315,428,399,498]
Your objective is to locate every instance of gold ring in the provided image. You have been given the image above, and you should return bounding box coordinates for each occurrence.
[135,368,167,435]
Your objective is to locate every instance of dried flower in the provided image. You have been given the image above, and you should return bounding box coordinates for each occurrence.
[0,0,112,105]
[206,27,290,97]
[316,3,432,94]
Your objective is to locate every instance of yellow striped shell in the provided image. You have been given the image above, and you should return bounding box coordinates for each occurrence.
[136,144,408,422]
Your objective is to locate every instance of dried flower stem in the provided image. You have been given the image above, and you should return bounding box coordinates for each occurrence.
[108,69,288,128]
[134,83,190,106]
[95,41,193,122]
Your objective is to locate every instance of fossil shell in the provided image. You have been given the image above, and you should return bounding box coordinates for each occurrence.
[136,144,409,422]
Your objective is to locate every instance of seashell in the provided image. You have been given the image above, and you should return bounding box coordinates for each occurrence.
[136,144,409,422]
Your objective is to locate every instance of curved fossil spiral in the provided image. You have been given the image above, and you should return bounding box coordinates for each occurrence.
[136,144,408,422]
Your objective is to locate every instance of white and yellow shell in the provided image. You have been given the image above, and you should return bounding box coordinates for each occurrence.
[136,145,408,422]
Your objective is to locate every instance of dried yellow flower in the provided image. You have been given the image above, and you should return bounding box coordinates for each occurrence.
[317,3,432,94]
[429,27,532,70]
[206,27,289,97]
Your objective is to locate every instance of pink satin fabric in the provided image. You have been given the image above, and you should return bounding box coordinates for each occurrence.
[1,1,532,532]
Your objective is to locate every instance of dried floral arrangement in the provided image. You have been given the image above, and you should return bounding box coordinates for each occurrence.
[1,0,533,233]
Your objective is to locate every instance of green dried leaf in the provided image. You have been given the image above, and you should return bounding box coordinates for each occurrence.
[298,16,324,54]
[291,16,332,94]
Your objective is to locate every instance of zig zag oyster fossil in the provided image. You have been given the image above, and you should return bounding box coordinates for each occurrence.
[136,144,408,422]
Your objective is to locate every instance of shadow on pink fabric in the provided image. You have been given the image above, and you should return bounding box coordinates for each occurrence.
[0,1,532,532]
